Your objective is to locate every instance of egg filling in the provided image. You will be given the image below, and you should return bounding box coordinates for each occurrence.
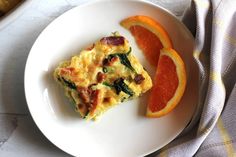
[54,33,152,120]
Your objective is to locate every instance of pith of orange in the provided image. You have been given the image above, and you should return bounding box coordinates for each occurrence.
[120,15,173,67]
[146,48,186,117]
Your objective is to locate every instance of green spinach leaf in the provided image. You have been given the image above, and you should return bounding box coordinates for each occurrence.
[107,47,136,73]
[61,77,77,90]
[113,78,134,97]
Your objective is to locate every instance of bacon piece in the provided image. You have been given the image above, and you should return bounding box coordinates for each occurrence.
[134,74,145,84]
[110,56,119,63]
[77,103,89,118]
[77,87,90,104]
[85,43,95,51]
[77,85,101,114]
[89,90,100,113]
[103,97,111,103]
[100,36,125,46]
[102,58,110,66]
[103,56,118,66]
[60,67,75,75]
[97,72,106,83]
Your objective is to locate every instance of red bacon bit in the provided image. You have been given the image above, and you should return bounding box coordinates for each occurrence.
[102,58,109,66]
[77,103,89,117]
[85,43,95,51]
[97,72,106,83]
[103,97,111,103]
[67,67,75,71]
[77,87,90,104]
[89,90,100,113]
[100,36,125,46]
[110,56,119,63]
[134,74,145,84]
[76,85,101,114]
[103,56,118,66]
[60,67,75,75]
[78,103,85,109]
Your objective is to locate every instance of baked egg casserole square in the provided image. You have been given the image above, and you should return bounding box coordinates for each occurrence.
[54,33,152,120]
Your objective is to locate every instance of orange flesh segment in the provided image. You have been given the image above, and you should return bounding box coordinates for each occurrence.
[148,55,179,112]
[130,25,163,67]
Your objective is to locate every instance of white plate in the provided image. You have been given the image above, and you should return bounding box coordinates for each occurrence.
[24,0,198,157]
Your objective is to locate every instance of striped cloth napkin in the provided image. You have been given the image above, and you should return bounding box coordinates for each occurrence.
[150,0,236,156]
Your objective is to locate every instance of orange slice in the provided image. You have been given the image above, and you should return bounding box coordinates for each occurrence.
[121,15,186,117]
[121,15,173,66]
[146,48,186,117]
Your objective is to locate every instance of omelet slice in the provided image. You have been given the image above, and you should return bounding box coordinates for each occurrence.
[54,33,152,120]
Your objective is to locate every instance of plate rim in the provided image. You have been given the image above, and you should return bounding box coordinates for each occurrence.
[24,0,196,156]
